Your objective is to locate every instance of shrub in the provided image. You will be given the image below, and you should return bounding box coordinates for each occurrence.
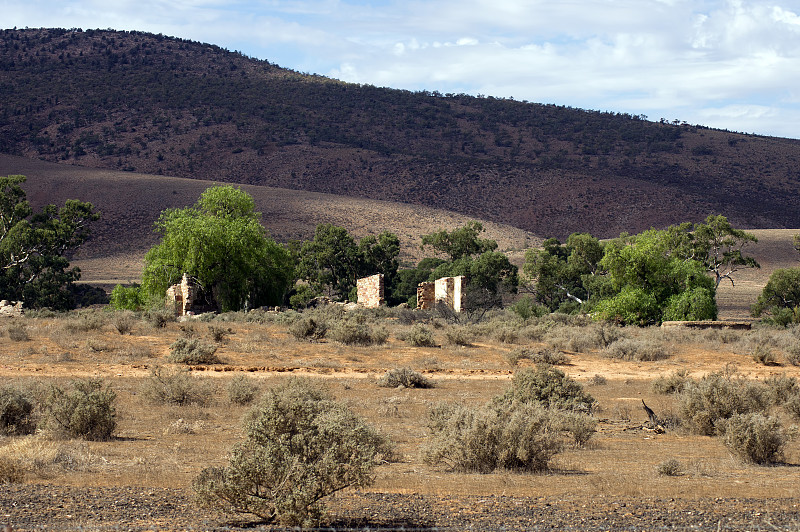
[377,368,434,389]
[7,324,29,342]
[208,325,231,343]
[589,374,608,386]
[404,324,436,347]
[652,370,690,395]
[111,311,137,335]
[63,310,107,333]
[504,347,568,367]
[141,367,212,406]
[497,365,596,413]
[764,374,798,405]
[144,308,176,328]
[327,321,386,346]
[228,375,259,405]
[423,401,562,473]
[193,379,391,527]
[168,338,219,364]
[289,317,328,341]
[786,345,800,366]
[751,343,778,365]
[509,295,548,320]
[784,392,800,419]
[109,284,145,311]
[722,413,786,464]
[0,455,25,483]
[42,379,116,440]
[0,385,36,435]
[657,458,683,476]
[602,338,668,361]
[678,373,770,435]
[556,411,597,446]
[444,326,475,346]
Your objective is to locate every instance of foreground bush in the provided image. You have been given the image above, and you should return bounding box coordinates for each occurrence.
[42,379,116,440]
[404,324,436,347]
[0,385,36,436]
[722,413,786,464]
[678,373,770,436]
[288,316,328,341]
[423,402,562,473]
[377,368,434,389]
[168,338,219,364]
[498,365,596,413]
[193,379,391,527]
[227,375,260,405]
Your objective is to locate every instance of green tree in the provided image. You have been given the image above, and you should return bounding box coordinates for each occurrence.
[0,175,99,309]
[141,185,293,312]
[420,221,497,261]
[751,268,800,325]
[293,225,400,302]
[794,234,800,257]
[431,251,518,310]
[689,215,759,288]
[595,229,716,325]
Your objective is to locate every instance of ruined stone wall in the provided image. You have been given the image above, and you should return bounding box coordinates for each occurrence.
[166,273,198,316]
[417,282,435,310]
[357,273,384,308]
[0,300,23,317]
[434,276,466,313]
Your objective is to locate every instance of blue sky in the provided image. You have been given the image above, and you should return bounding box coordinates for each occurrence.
[4,0,800,138]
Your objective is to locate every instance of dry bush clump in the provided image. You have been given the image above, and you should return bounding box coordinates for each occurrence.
[678,373,770,436]
[377,368,434,389]
[444,326,475,346]
[328,320,388,346]
[652,370,690,395]
[0,384,37,436]
[0,436,96,479]
[6,323,29,342]
[0,455,24,483]
[193,378,392,527]
[111,311,137,335]
[657,458,683,477]
[167,338,220,364]
[289,316,328,341]
[722,413,786,464]
[402,324,436,347]
[498,365,596,413]
[41,379,117,441]
[504,347,567,367]
[62,309,108,333]
[227,375,260,405]
[141,367,213,406]
[602,338,669,361]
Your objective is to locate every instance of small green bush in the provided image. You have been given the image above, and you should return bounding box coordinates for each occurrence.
[678,373,770,436]
[405,324,436,347]
[42,379,116,441]
[377,368,434,389]
[168,338,220,364]
[722,413,786,464]
[0,385,36,435]
[657,458,683,476]
[109,284,145,311]
[228,375,260,405]
[556,411,597,446]
[497,365,595,413]
[141,367,213,406]
[423,401,562,473]
[652,370,690,395]
[193,378,391,527]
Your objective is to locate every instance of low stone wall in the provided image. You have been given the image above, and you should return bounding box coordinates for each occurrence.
[661,320,752,330]
[0,300,23,317]
[357,273,384,308]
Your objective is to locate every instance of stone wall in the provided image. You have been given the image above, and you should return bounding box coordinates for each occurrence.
[417,281,435,310]
[0,300,23,317]
[357,273,385,308]
[166,273,199,316]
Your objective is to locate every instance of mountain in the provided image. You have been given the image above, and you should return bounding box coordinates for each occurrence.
[2,28,800,239]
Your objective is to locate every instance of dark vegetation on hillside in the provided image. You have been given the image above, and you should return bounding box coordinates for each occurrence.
[1,28,800,238]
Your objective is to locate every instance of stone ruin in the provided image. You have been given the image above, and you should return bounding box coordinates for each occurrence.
[166,273,201,316]
[0,300,24,317]
[356,273,384,308]
[417,275,466,313]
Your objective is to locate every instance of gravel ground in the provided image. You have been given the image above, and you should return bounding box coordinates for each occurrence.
[1,485,799,531]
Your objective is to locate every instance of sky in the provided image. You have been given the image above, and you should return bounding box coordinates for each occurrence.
[4,0,800,139]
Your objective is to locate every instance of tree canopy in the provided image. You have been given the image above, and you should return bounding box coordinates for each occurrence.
[751,268,800,326]
[0,175,99,309]
[141,185,293,312]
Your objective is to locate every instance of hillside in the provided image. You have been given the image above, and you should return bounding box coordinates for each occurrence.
[0,154,538,285]
[2,28,800,239]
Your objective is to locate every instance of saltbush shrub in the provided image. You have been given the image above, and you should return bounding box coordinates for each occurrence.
[556,411,597,446]
[327,321,387,346]
[377,368,434,389]
[42,379,116,440]
[227,375,260,405]
[444,326,475,346]
[678,373,770,436]
[722,413,786,464]
[657,458,683,476]
[505,347,568,367]
[193,379,391,527]
[7,324,29,342]
[602,338,668,361]
[0,385,36,436]
[0,456,24,484]
[289,317,328,341]
[423,401,562,473]
[142,367,213,406]
[404,324,436,347]
[111,311,137,335]
[497,365,596,413]
[652,370,690,395]
[168,338,219,364]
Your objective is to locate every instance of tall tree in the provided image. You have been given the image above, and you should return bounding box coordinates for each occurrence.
[688,215,759,288]
[141,185,293,312]
[0,175,99,309]
[420,221,497,261]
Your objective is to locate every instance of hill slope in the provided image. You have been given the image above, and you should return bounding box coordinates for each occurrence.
[0,154,538,284]
[2,28,800,239]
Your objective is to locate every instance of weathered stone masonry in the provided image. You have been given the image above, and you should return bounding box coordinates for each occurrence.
[418,275,466,312]
[166,273,199,316]
[357,273,385,308]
